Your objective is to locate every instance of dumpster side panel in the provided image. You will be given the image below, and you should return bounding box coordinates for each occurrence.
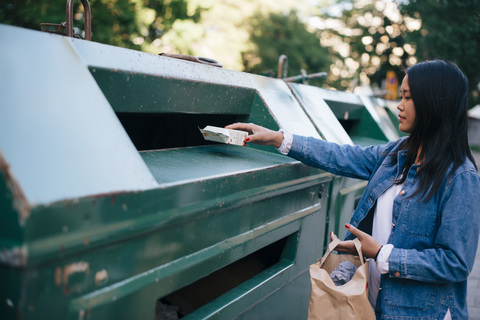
[12,155,330,319]
[0,166,24,318]
[359,95,400,142]
[0,25,158,207]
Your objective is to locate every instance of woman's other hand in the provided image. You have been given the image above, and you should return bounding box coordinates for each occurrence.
[345,224,382,259]
[225,123,284,148]
[329,231,357,255]
[330,225,382,259]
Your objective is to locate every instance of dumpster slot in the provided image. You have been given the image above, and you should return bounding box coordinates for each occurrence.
[315,99,364,137]
[157,234,292,318]
[117,113,244,150]
[89,68,268,151]
[325,100,387,146]
[325,101,363,133]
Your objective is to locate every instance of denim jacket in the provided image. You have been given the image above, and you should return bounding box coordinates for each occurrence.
[289,135,480,319]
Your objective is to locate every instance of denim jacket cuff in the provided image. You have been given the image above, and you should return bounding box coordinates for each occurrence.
[288,134,307,160]
[388,247,407,278]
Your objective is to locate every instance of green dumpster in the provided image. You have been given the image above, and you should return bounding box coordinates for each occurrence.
[288,83,368,241]
[376,98,407,137]
[0,24,333,320]
[314,88,400,146]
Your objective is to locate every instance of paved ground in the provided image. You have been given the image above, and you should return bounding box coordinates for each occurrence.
[468,151,480,319]
[468,239,480,319]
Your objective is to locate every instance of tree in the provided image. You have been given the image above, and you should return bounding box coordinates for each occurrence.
[400,0,480,107]
[309,0,480,104]
[0,0,195,52]
[242,10,332,81]
[157,0,319,71]
[311,0,418,92]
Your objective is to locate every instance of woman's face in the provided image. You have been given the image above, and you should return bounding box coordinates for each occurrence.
[397,75,416,133]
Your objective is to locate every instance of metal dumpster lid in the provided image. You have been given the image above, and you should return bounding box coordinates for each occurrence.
[0,25,158,208]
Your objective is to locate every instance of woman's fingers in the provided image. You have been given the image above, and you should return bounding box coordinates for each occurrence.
[334,240,356,254]
[345,224,382,259]
[225,122,256,134]
[225,122,283,148]
[344,223,366,239]
[330,232,356,254]
[330,231,338,242]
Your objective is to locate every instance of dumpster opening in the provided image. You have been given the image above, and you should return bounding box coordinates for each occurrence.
[324,100,387,146]
[89,68,267,151]
[323,100,364,135]
[156,234,293,318]
[117,113,246,151]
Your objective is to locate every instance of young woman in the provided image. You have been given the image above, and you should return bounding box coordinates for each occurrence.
[227,60,480,319]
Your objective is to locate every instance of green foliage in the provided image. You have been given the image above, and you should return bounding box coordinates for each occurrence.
[400,0,480,107]
[156,0,320,71]
[243,11,331,80]
[316,0,480,100]
[316,0,413,91]
[1,0,66,31]
[89,0,138,49]
[157,0,253,70]
[0,0,194,51]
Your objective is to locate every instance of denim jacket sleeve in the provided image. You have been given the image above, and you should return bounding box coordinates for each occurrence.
[388,166,480,283]
[287,134,400,180]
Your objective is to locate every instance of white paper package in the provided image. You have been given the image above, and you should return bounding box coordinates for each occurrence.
[199,125,248,146]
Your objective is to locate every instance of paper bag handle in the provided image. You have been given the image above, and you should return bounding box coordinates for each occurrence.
[319,238,364,267]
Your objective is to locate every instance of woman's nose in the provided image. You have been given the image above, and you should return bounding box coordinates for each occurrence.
[397,103,404,111]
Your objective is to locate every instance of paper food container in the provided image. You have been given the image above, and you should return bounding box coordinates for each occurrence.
[199,126,248,146]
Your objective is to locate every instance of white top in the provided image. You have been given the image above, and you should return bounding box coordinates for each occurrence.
[369,184,402,307]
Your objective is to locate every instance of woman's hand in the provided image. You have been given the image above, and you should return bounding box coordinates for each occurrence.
[330,224,382,259]
[225,123,284,148]
[329,232,356,255]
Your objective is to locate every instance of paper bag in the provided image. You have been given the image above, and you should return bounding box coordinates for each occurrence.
[307,238,375,320]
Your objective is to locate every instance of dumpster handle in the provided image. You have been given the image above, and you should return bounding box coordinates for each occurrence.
[66,0,91,40]
[277,55,288,79]
[159,53,222,68]
[282,71,327,84]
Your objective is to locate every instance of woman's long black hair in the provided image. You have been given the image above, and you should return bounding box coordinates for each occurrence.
[398,59,476,201]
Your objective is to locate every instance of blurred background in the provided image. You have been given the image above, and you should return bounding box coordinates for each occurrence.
[1,0,479,107]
